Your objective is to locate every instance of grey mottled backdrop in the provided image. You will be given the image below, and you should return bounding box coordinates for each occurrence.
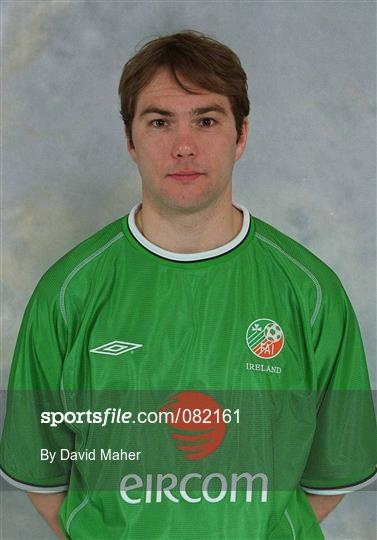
[1,1,376,539]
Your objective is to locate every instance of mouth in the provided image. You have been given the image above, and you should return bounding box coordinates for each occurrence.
[168,172,204,182]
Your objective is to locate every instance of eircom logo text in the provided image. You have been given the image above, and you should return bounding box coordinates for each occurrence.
[119,472,269,504]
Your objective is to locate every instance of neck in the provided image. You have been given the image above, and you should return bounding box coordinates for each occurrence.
[135,198,243,254]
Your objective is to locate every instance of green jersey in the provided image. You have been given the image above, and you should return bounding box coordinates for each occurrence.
[1,202,376,539]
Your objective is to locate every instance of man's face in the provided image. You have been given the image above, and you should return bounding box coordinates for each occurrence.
[127,68,248,214]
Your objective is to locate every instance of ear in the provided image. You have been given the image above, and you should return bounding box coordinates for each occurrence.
[124,125,137,164]
[235,118,249,161]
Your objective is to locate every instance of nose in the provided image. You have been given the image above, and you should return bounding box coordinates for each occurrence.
[171,127,198,158]
[174,144,195,158]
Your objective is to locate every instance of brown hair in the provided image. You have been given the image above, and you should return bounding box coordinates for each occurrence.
[118,30,250,148]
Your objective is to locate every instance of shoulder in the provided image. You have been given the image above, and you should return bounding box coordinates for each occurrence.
[31,216,125,312]
[252,215,348,324]
[252,215,339,283]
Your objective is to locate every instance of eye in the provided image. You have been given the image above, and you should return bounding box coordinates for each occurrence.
[199,117,216,127]
[149,117,216,128]
[150,119,167,128]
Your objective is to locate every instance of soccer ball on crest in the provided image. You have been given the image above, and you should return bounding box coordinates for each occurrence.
[264,322,283,343]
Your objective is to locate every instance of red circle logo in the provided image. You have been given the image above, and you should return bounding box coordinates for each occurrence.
[159,391,226,460]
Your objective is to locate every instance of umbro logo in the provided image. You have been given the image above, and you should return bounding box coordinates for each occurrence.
[90,340,143,356]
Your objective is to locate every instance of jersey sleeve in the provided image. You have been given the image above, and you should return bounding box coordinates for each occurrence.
[300,270,377,495]
[0,277,74,492]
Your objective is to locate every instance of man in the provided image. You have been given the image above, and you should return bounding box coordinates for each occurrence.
[1,30,376,539]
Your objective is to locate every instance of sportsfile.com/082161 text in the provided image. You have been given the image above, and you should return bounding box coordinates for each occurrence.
[40,408,240,428]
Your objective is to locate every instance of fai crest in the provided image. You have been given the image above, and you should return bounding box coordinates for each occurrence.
[246,319,284,359]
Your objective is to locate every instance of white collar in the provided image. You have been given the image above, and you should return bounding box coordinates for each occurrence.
[127,202,250,262]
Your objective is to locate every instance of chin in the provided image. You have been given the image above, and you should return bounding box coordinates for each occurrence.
[162,194,220,214]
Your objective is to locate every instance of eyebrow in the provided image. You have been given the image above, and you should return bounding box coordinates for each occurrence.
[139,103,228,118]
